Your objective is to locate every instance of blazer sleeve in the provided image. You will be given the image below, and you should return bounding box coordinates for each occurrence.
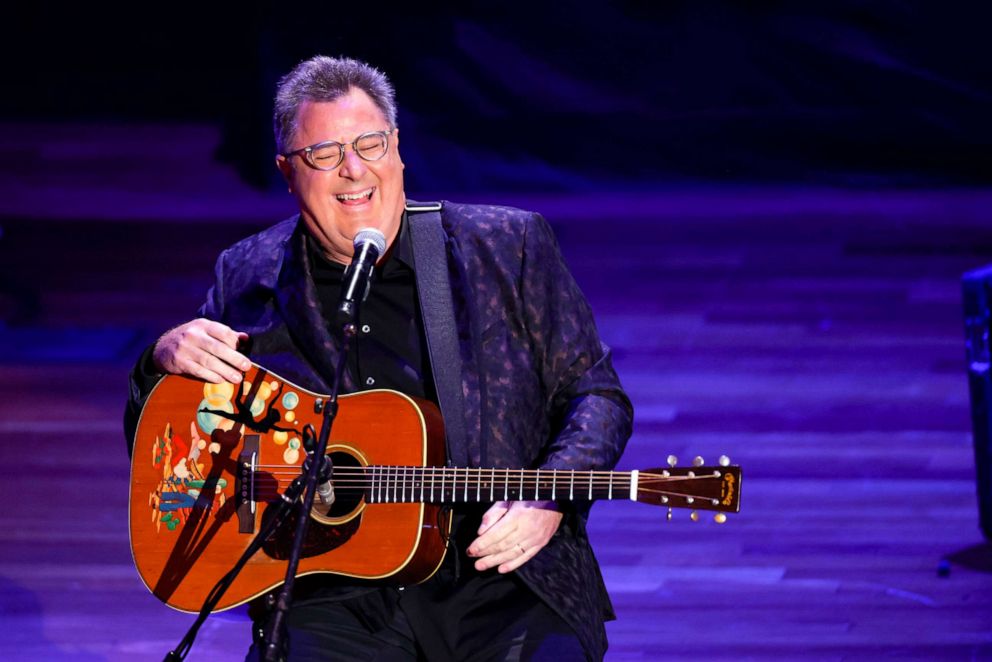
[520,213,634,474]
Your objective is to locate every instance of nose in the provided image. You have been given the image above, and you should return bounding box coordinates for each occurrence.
[338,147,368,180]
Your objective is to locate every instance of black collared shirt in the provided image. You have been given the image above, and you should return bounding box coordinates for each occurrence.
[308,215,436,404]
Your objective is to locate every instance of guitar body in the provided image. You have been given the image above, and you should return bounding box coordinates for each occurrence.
[129,365,449,612]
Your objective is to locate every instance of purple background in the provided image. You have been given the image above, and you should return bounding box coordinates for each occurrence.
[2,4,992,660]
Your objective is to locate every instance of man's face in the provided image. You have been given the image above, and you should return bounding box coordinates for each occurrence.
[276,88,405,264]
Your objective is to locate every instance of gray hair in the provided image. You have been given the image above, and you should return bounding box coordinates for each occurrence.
[273,55,397,154]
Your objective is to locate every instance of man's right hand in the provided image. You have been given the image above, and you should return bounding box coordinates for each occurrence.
[152,318,251,384]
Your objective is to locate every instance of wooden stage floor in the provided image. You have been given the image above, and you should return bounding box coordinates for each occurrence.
[1,187,991,660]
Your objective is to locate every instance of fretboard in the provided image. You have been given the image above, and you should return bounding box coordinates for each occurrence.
[349,466,637,504]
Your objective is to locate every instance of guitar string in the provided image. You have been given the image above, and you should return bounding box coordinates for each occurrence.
[251,475,720,489]
[252,465,721,482]
[240,486,724,503]
[253,474,717,486]
[243,473,724,501]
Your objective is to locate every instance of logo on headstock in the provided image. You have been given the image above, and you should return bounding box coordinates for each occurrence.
[721,472,736,506]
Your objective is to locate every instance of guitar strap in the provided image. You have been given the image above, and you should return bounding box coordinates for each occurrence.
[406,201,470,468]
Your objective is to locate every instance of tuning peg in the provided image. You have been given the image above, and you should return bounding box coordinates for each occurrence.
[692,456,704,466]
[667,455,678,467]
[718,455,730,467]
[714,513,727,524]
[690,511,699,522]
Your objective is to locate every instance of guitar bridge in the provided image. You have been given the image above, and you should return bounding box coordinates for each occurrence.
[236,435,260,534]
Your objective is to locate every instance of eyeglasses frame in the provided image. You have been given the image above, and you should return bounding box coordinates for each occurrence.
[281,129,394,171]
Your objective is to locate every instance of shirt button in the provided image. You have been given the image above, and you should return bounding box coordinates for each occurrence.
[366,377,375,386]
[361,324,371,334]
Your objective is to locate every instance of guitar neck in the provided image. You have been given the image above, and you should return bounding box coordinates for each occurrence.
[334,464,741,513]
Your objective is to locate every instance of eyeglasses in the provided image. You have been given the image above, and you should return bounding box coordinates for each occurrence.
[282,130,393,171]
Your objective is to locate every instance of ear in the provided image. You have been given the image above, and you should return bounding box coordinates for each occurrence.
[275,155,294,192]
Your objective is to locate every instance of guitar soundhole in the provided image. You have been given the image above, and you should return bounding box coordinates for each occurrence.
[260,449,366,560]
[316,450,366,521]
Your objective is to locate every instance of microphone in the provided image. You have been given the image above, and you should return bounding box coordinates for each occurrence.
[301,427,336,508]
[336,228,386,325]
[316,479,336,507]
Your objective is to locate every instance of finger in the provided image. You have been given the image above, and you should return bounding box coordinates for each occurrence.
[467,526,514,558]
[475,539,536,573]
[496,544,540,574]
[477,501,510,535]
[175,353,234,385]
[468,509,517,557]
[197,352,246,384]
[201,319,244,349]
[192,321,250,369]
[198,337,250,375]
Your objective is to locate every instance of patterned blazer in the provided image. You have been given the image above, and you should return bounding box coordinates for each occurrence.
[127,200,633,659]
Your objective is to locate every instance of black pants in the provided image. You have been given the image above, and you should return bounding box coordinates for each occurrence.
[246,512,588,661]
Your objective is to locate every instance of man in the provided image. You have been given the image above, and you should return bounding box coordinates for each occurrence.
[125,55,632,661]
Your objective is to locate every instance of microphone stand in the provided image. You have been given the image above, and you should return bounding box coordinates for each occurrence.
[163,474,308,662]
[165,234,383,662]
[260,280,370,661]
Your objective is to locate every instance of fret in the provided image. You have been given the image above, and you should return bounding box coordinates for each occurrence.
[588,472,593,500]
[534,468,540,500]
[552,469,557,501]
[518,469,524,500]
[629,470,638,501]
[476,468,481,502]
[569,469,575,501]
[463,467,469,502]
[608,472,613,500]
[430,471,435,502]
[419,468,424,503]
[490,467,495,502]
[440,469,447,502]
[368,466,375,503]
[504,468,509,501]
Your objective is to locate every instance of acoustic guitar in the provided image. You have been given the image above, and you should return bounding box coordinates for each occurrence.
[129,364,742,612]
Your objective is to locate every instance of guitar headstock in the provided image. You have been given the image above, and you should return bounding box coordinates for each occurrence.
[635,455,741,522]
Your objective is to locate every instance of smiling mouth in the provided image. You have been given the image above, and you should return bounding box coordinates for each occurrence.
[335,187,375,204]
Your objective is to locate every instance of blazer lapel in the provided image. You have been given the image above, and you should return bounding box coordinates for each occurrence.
[273,220,355,393]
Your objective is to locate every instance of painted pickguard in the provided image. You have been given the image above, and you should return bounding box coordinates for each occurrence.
[147,376,303,533]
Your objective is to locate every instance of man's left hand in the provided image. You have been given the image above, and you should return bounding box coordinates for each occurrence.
[466,501,563,573]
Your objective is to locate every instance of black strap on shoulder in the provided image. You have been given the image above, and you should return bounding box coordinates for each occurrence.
[407,201,469,467]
